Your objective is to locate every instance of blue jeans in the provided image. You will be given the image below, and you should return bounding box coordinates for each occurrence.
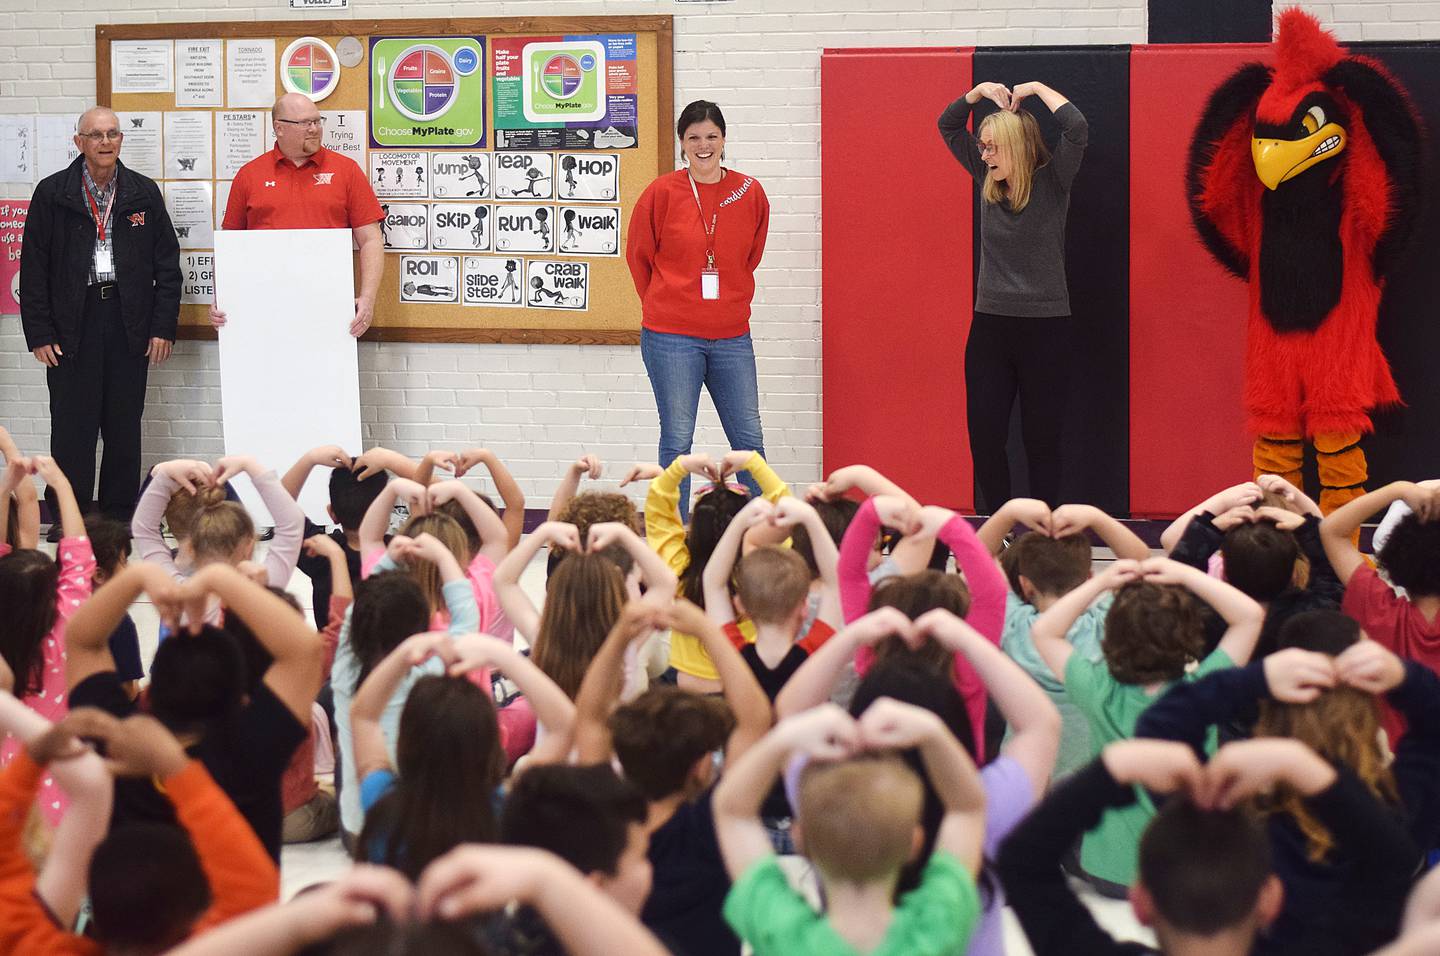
[641,328,766,520]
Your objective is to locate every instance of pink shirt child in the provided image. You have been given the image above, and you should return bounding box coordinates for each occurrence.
[0,537,94,827]
[837,499,1007,757]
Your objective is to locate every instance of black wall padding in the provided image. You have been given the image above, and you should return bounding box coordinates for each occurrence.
[970,47,1131,515]
[1352,42,1440,486]
[1149,0,1273,44]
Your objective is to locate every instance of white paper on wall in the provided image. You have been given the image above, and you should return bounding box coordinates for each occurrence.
[114,112,163,180]
[175,39,224,107]
[35,115,80,179]
[163,180,214,250]
[321,110,366,163]
[214,228,361,525]
[430,202,491,252]
[525,259,588,310]
[214,111,265,179]
[493,204,555,254]
[163,111,212,179]
[556,153,619,202]
[431,152,490,198]
[227,39,276,108]
[214,180,233,229]
[556,205,620,256]
[379,201,429,250]
[112,40,174,93]
[462,255,525,308]
[180,250,215,305]
[0,116,35,184]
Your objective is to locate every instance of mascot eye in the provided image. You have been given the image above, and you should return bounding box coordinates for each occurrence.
[1301,105,1326,135]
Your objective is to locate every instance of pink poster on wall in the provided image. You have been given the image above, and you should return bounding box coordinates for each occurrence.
[0,200,27,316]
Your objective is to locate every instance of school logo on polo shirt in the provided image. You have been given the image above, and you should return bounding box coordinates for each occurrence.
[313,173,335,185]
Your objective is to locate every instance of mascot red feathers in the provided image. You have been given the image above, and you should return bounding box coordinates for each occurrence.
[1187,7,1423,512]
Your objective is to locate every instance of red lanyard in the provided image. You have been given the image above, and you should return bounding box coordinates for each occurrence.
[83,178,115,242]
[688,171,722,269]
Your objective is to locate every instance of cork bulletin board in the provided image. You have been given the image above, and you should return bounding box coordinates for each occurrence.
[96,15,674,344]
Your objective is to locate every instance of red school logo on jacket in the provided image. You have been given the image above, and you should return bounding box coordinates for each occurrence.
[128,211,146,227]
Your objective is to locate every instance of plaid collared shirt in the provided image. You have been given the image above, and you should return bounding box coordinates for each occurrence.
[81,164,117,285]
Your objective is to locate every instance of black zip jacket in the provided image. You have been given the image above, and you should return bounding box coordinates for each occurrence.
[20,156,180,357]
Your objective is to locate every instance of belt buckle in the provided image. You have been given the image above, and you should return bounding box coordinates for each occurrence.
[98,284,116,300]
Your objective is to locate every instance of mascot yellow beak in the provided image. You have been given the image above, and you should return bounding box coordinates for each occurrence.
[1252,122,1347,190]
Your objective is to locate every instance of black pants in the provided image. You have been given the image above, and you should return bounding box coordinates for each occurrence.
[45,285,149,520]
[964,311,1073,512]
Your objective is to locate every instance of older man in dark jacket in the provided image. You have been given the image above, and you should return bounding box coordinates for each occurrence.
[20,106,180,525]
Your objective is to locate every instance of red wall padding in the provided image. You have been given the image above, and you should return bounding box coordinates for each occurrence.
[1127,44,1269,517]
[821,49,975,511]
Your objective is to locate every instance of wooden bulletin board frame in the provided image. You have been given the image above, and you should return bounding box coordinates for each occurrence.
[96,16,674,344]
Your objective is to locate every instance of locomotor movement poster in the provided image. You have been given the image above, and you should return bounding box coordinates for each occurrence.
[491,33,638,150]
[369,36,486,148]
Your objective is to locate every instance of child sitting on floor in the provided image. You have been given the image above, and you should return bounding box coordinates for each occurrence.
[712,698,986,956]
[1028,556,1263,894]
[574,599,770,956]
[0,455,93,825]
[1320,480,1440,748]
[702,495,841,850]
[979,498,1149,777]
[646,450,791,692]
[282,444,387,630]
[133,456,305,593]
[703,496,842,697]
[998,737,1416,956]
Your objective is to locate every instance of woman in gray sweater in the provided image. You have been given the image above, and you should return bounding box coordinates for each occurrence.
[938,81,1088,512]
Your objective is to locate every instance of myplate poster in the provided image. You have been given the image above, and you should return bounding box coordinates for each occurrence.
[369,37,486,148]
[491,34,638,150]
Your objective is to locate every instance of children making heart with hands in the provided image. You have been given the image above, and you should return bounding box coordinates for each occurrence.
[1028,554,1263,892]
[133,456,305,595]
[0,455,94,825]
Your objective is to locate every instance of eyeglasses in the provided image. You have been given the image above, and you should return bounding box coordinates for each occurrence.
[79,130,123,142]
[978,141,999,157]
[276,118,326,130]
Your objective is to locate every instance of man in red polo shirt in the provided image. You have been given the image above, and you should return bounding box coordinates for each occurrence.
[211,92,383,336]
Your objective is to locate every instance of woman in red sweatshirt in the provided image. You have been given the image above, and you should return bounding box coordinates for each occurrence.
[627,100,771,519]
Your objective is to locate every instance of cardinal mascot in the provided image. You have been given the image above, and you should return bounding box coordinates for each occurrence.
[1186,8,1423,513]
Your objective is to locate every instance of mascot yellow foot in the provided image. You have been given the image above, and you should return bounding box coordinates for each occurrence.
[1314,431,1367,515]
[1253,432,1367,516]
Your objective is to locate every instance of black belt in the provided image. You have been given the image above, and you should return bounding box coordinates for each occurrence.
[89,282,118,300]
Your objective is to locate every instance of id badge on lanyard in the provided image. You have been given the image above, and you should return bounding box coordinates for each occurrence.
[84,179,115,274]
[690,173,721,300]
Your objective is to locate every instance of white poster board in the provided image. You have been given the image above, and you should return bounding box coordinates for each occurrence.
[215,228,362,525]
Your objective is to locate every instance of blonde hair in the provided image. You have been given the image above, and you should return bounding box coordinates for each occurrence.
[798,756,923,885]
[1253,690,1397,862]
[397,513,471,613]
[978,109,1050,213]
[531,552,627,699]
[189,486,256,565]
[735,546,811,625]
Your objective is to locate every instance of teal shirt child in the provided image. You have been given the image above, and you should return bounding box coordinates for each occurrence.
[1001,591,1109,780]
[1065,647,1234,886]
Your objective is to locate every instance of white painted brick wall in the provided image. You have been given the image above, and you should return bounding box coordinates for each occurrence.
[0,0,1421,503]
